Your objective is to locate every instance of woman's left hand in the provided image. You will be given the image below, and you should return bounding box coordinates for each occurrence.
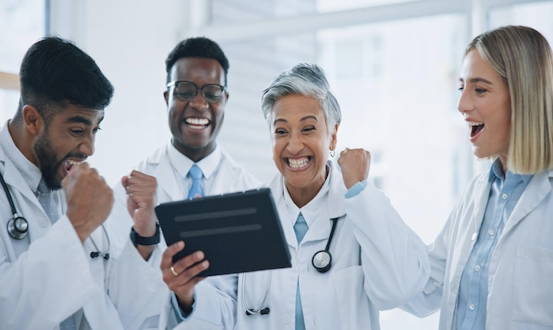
[337,148,371,189]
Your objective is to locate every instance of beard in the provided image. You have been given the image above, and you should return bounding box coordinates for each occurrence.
[34,128,63,191]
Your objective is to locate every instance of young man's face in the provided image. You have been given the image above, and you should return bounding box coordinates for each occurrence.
[164,57,228,162]
[34,105,104,190]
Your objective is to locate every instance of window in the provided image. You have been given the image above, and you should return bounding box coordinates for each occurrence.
[0,0,45,124]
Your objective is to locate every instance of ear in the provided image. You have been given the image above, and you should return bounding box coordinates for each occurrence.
[22,104,44,136]
[329,123,339,151]
[163,90,169,106]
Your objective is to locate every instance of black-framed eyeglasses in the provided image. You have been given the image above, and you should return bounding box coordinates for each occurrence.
[167,81,226,103]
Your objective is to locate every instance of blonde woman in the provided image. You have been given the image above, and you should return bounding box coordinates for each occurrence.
[400,25,553,329]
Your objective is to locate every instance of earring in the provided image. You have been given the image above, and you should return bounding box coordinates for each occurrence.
[329,149,335,157]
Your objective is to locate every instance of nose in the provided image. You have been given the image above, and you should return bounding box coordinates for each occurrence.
[457,88,472,115]
[79,133,95,156]
[189,91,209,111]
[286,132,304,155]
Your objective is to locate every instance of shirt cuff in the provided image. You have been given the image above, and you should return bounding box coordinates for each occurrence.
[345,180,368,198]
[170,291,196,322]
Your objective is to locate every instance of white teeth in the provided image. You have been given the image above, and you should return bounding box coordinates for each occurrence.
[67,160,83,166]
[186,118,209,126]
[288,157,309,169]
[467,121,484,127]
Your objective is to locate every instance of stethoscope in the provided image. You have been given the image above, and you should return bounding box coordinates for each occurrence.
[242,216,340,316]
[0,171,110,259]
[0,171,28,240]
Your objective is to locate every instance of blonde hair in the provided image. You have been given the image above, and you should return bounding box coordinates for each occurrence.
[466,25,553,174]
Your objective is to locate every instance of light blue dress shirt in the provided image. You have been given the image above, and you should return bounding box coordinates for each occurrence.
[455,159,532,329]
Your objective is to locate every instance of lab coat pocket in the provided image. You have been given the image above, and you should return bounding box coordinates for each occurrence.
[331,265,374,329]
[512,245,553,327]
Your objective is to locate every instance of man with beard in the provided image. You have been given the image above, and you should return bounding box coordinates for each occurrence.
[0,37,165,329]
[105,37,260,324]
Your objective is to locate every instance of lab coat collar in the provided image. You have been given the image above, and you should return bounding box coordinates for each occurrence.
[148,145,181,200]
[0,123,49,219]
[503,168,552,233]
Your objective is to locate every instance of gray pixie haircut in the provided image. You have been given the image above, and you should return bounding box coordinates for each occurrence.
[261,63,341,131]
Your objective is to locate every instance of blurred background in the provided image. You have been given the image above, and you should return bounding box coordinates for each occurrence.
[1,0,552,328]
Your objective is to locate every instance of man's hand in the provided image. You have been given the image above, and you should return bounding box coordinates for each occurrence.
[63,162,113,242]
[161,242,209,314]
[122,170,158,259]
[337,148,371,189]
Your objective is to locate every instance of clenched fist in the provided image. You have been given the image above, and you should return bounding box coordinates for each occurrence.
[62,162,113,242]
[337,148,371,189]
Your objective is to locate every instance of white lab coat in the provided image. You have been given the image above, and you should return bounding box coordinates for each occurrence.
[106,144,261,257]
[0,140,166,329]
[161,161,430,330]
[401,169,553,329]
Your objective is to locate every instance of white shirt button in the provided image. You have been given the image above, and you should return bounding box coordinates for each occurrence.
[471,232,477,241]
[469,304,475,311]
[488,229,495,236]
[475,265,481,272]
[501,193,508,200]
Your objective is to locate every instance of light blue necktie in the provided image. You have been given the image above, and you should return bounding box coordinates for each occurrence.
[187,164,204,199]
[294,213,308,330]
[37,179,76,329]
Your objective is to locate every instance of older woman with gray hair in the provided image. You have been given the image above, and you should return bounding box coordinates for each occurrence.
[160,63,429,330]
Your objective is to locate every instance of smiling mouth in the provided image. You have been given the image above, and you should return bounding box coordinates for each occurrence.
[63,159,84,172]
[468,121,485,137]
[185,117,210,129]
[288,157,311,169]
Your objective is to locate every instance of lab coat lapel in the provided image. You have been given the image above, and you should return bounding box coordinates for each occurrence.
[2,158,42,213]
[504,169,552,232]
[268,174,299,249]
[468,175,492,246]
[151,146,182,201]
[305,164,346,242]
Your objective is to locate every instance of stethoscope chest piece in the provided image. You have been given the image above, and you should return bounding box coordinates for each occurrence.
[310,217,339,273]
[312,249,332,273]
[7,215,29,240]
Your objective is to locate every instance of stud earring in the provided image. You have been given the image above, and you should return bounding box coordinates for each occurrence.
[329,149,335,157]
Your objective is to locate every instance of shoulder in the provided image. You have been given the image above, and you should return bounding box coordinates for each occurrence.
[134,145,168,173]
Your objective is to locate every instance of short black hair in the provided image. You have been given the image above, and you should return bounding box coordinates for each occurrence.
[165,37,229,86]
[17,37,114,122]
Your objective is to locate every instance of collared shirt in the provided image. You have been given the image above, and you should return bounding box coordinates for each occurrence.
[167,143,222,197]
[456,159,532,329]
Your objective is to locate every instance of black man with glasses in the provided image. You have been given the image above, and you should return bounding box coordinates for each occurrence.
[104,37,260,326]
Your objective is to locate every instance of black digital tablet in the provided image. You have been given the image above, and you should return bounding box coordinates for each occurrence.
[155,188,291,276]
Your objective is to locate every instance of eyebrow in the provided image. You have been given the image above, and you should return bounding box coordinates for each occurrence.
[459,77,494,85]
[273,115,319,125]
[65,114,104,126]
